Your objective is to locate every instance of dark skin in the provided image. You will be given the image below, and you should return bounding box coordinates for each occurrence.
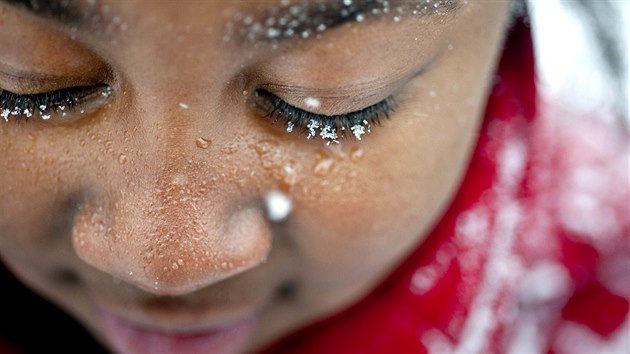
[0,0,511,353]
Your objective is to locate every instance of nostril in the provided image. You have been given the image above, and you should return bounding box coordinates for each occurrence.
[276,279,298,300]
[52,268,81,286]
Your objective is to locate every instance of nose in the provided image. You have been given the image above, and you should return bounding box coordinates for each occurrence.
[71,176,272,296]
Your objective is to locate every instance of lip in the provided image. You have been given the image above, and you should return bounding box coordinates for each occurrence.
[99,307,259,354]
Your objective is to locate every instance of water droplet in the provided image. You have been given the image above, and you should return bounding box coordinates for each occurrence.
[195,137,211,149]
[177,259,184,266]
[281,164,298,186]
[118,154,127,164]
[254,140,281,169]
[171,262,179,270]
[221,143,239,155]
[350,146,364,162]
[313,157,334,177]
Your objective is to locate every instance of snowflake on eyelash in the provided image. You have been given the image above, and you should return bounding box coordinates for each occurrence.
[1,109,10,122]
[307,119,320,139]
[320,124,340,145]
[351,124,366,140]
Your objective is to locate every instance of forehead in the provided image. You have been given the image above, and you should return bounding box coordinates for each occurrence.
[4,0,463,43]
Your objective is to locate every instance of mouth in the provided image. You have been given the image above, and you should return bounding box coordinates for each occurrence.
[99,306,259,354]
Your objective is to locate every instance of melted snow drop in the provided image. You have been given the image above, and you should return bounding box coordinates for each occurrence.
[313,156,335,177]
[118,154,127,164]
[350,146,364,162]
[281,164,298,186]
[195,137,211,149]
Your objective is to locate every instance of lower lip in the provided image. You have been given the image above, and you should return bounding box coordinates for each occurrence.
[99,309,258,354]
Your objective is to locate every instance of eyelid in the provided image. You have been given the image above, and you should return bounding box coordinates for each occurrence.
[259,76,404,115]
[262,86,390,115]
[255,57,434,115]
[0,66,107,95]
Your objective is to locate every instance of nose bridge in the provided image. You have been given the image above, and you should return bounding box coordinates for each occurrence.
[71,135,272,296]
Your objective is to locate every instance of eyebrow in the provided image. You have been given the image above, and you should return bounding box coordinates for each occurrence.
[1,0,121,37]
[228,0,462,45]
[2,0,461,44]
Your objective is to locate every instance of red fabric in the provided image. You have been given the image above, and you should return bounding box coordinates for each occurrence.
[261,17,630,354]
[0,338,19,354]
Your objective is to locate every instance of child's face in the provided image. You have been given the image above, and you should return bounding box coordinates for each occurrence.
[0,0,511,352]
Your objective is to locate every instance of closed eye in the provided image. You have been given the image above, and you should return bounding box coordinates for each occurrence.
[253,89,395,144]
[0,84,112,123]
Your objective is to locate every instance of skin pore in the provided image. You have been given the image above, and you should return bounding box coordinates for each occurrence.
[0,0,511,353]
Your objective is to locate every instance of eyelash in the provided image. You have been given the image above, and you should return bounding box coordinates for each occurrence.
[0,85,111,122]
[256,89,394,144]
[1,84,393,143]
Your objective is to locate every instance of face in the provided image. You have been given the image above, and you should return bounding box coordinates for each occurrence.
[0,0,511,353]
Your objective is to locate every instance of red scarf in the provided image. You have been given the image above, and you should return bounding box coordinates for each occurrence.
[262,17,630,354]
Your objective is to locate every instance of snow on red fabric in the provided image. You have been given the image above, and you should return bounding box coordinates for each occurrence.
[261,16,630,354]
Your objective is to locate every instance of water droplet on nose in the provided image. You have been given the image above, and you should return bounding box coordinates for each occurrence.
[254,140,281,169]
[221,143,239,155]
[118,154,127,164]
[281,164,298,186]
[350,147,364,162]
[195,137,211,149]
[313,157,334,177]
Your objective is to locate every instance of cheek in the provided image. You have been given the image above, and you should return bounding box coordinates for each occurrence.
[280,58,491,281]
[0,126,77,249]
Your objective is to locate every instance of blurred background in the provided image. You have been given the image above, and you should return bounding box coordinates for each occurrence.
[529,0,629,124]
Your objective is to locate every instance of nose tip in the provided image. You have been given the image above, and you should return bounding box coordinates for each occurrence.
[72,201,272,296]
